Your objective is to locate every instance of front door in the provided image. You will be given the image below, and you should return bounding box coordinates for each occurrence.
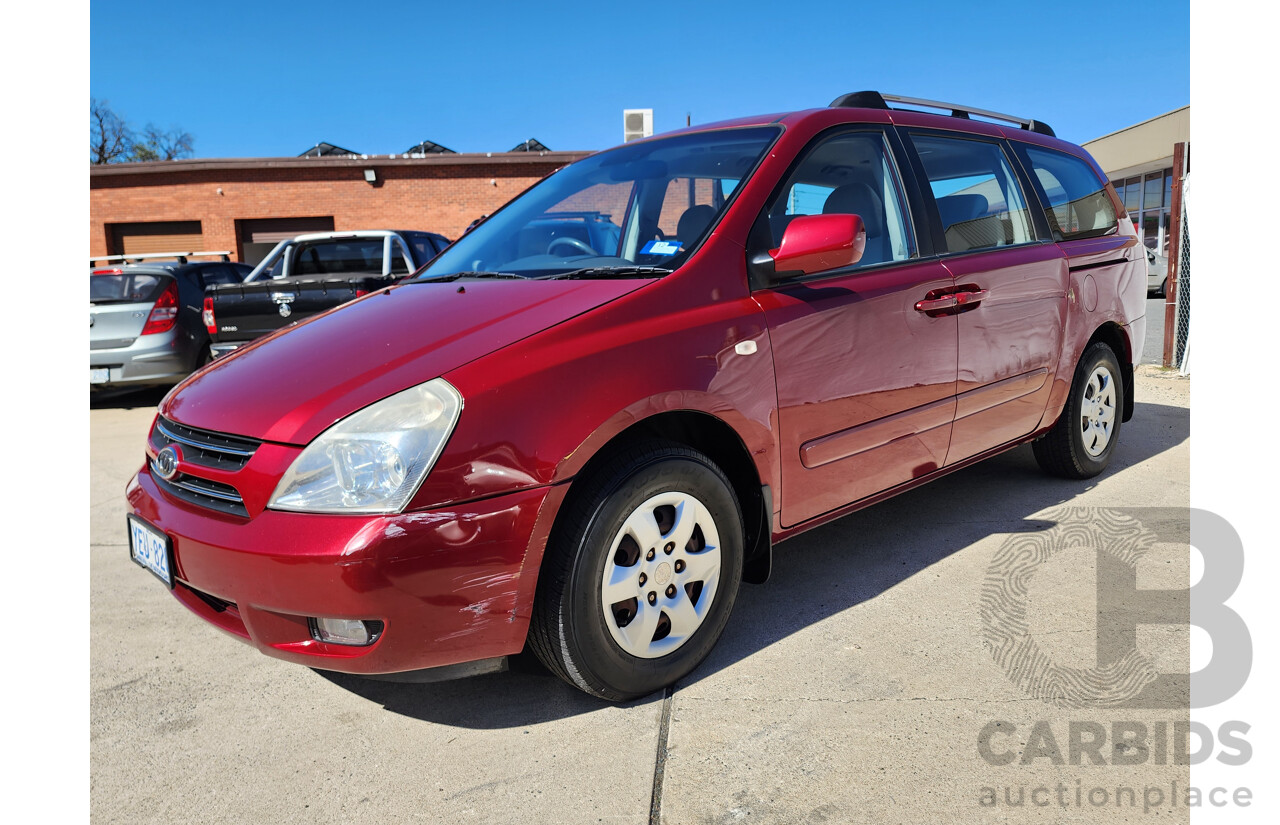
[752,128,959,528]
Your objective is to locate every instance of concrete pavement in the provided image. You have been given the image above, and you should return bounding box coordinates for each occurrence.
[91,368,1190,823]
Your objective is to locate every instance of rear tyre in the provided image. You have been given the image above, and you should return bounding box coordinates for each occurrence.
[528,442,743,701]
[1033,342,1123,479]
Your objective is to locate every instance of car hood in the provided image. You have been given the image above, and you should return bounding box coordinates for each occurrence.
[161,278,647,444]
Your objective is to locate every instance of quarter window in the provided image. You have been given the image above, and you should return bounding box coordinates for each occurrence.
[911,134,1035,253]
[1018,145,1118,241]
[764,131,913,269]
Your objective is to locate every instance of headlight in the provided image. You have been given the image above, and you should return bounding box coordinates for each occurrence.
[268,378,463,514]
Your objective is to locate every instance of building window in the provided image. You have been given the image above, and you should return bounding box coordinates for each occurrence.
[1112,167,1173,254]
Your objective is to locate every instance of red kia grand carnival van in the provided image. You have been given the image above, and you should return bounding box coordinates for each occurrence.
[127,92,1146,700]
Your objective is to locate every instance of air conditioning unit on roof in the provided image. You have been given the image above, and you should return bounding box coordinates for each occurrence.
[623,109,653,142]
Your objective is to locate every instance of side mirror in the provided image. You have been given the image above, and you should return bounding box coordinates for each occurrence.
[768,213,866,278]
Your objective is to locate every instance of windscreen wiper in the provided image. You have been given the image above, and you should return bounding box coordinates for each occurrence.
[411,271,527,282]
[545,266,673,280]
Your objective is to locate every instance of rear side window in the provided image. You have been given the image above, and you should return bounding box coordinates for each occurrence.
[390,240,413,275]
[292,240,385,276]
[1016,145,1118,241]
[90,272,166,304]
[199,265,244,287]
[910,134,1035,253]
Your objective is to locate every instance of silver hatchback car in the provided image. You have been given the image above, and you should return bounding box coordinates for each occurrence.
[90,255,250,391]
[1145,246,1170,297]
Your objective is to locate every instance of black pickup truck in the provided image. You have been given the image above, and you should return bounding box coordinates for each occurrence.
[203,230,450,357]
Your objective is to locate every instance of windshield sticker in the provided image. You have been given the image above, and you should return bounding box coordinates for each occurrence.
[641,240,684,256]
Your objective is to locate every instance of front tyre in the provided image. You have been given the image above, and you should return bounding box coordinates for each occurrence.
[529,442,743,701]
[1033,342,1124,479]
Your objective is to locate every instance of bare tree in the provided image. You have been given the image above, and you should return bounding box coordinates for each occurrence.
[131,124,195,162]
[90,98,133,164]
[91,100,195,163]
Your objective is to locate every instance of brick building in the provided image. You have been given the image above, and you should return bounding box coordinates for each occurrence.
[89,150,592,264]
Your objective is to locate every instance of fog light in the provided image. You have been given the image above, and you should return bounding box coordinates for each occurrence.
[309,617,384,646]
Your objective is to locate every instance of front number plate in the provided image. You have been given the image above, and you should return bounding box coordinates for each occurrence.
[128,515,174,588]
[90,368,110,384]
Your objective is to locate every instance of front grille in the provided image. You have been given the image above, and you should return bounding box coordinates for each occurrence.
[152,417,260,472]
[151,465,250,518]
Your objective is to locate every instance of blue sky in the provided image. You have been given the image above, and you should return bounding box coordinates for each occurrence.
[91,0,1188,157]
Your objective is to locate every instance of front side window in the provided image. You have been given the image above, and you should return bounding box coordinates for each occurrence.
[402,232,441,265]
[417,127,779,280]
[1017,145,1117,241]
[763,131,914,269]
[910,134,1035,253]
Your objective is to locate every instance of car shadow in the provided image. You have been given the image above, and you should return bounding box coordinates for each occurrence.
[319,398,1188,728]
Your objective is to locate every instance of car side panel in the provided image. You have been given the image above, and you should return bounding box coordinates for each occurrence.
[423,263,779,515]
[941,243,1068,464]
[754,259,958,527]
[1038,233,1145,428]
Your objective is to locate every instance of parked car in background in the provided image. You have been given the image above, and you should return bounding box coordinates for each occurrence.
[1145,246,1169,297]
[128,92,1145,701]
[90,253,251,392]
[204,230,450,358]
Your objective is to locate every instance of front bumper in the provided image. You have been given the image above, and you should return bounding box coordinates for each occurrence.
[126,465,564,674]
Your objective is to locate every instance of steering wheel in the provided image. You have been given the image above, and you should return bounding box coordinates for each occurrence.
[547,236,598,257]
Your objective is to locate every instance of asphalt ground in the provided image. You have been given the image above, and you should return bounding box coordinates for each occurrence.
[91,359,1190,823]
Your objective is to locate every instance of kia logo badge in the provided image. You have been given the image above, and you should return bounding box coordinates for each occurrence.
[154,445,181,480]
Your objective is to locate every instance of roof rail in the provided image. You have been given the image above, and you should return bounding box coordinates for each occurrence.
[829,91,1055,137]
[89,251,233,265]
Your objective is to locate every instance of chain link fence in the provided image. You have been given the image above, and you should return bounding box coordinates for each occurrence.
[1173,172,1191,373]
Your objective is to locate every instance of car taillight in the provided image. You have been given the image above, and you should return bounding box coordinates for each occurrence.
[203,297,217,334]
[355,289,369,297]
[140,281,180,335]
[91,268,124,275]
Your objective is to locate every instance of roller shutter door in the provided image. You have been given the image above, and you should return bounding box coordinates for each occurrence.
[111,221,204,255]
[238,217,335,265]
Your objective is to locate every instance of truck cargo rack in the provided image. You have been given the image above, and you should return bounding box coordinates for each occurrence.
[89,251,233,265]
[829,91,1055,137]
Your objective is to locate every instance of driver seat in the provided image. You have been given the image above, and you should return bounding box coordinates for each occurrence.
[676,204,716,247]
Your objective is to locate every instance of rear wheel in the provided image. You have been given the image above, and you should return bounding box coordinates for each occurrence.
[528,442,743,701]
[1033,342,1123,479]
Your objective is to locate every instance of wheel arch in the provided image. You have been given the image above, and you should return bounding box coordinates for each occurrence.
[1085,321,1134,423]
[555,409,772,585]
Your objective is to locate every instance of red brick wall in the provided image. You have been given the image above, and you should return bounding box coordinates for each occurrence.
[89,160,576,261]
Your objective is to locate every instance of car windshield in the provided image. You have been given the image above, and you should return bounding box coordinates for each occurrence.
[416,126,780,280]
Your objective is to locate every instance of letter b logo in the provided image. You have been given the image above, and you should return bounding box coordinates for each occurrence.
[981,507,1250,709]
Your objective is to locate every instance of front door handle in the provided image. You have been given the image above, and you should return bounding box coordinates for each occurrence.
[915,295,958,313]
[954,288,989,307]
